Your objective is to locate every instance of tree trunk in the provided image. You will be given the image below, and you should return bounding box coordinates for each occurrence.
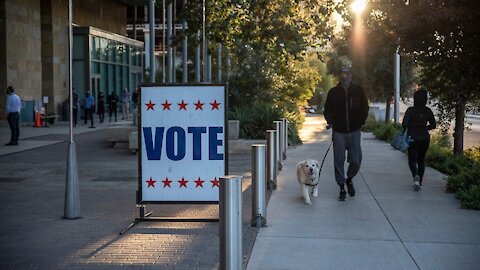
[385,98,391,124]
[453,102,465,156]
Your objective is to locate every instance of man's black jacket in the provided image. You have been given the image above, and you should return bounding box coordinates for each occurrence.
[324,83,369,133]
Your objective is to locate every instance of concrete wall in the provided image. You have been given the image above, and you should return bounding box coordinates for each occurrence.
[74,0,127,36]
[0,0,7,116]
[0,0,129,119]
[3,0,43,106]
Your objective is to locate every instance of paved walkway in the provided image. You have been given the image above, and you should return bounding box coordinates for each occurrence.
[247,115,480,270]
[1,115,479,269]
[0,117,258,269]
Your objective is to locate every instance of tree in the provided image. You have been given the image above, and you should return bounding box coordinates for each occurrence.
[369,0,480,155]
[179,0,333,112]
[324,1,415,123]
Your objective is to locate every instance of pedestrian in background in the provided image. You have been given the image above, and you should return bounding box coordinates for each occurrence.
[108,90,118,122]
[4,86,22,146]
[132,87,139,112]
[72,88,78,127]
[324,67,369,201]
[402,88,436,191]
[122,88,130,120]
[97,91,105,123]
[84,90,95,128]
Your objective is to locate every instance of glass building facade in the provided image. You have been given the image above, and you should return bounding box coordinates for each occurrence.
[73,26,143,114]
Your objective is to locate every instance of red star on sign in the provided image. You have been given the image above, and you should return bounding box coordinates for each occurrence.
[146,177,156,187]
[162,100,172,110]
[194,100,204,110]
[146,100,155,111]
[210,99,221,110]
[211,177,219,188]
[178,177,188,188]
[194,177,205,188]
[162,177,172,188]
[178,100,188,110]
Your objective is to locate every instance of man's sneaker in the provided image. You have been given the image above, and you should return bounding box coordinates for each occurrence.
[346,178,355,197]
[338,190,346,201]
[413,175,420,192]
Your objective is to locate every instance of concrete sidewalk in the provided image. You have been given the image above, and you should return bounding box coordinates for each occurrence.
[248,114,480,270]
[0,116,131,156]
[0,116,259,269]
[1,114,479,269]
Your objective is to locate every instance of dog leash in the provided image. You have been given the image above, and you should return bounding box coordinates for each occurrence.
[319,125,334,174]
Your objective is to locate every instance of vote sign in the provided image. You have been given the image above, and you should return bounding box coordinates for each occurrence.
[140,85,226,203]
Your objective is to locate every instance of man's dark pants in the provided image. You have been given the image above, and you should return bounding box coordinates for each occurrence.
[7,112,20,144]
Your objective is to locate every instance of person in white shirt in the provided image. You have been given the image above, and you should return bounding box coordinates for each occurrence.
[5,86,22,146]
[121,88,130,120]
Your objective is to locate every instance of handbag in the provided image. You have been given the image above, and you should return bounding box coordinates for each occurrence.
[391,129,411,153]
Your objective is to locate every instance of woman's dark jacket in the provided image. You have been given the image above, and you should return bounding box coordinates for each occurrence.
[401,90,436,141]
[324,83,369,133]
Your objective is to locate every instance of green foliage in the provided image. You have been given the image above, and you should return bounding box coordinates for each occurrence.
[430,130,452,148]
[366,0,480,155]
[447,167,480,193]
[229,101,303,145]
[284,111,304,146]
[465,146,480,164]
[178,1,334,150]
[457,185,480,210]
[425,143,457,175]
[309,60,335,111]
[372,122,402,142]
[426,144,480,209]
[361,115,381,132]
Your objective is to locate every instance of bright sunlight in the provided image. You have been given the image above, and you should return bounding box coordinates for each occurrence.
[351,0,366,14]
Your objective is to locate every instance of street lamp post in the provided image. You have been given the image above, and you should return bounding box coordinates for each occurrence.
[64,0,80,219]
[394,45,401,123]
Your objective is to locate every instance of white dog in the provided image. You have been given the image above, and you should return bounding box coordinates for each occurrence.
[296,159,320,205]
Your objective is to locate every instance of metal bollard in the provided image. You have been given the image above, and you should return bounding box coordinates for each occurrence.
[273,121,283,170]
[251,144,267,227]
[266,130,277,190]
[281,118,288,160]
[219,175,243,270]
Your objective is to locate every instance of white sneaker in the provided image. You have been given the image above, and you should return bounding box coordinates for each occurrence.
[413,175,420,192]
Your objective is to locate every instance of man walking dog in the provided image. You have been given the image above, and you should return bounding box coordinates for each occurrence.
[324,67,369,201]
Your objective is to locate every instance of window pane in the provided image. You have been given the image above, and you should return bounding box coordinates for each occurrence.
[73,36,85,59]
[116,44,123,63]
[123,67,128,91]
[108,41,115,62]
[100,38,108,61]
[108,64,115,92]
[116,65,122,91]
[101,63,107,93]
[91,62,100,74]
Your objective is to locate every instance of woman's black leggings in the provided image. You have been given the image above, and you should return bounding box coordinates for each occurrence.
[408,138,430,180]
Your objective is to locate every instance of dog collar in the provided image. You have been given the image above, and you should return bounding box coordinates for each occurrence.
[304,182,318,187]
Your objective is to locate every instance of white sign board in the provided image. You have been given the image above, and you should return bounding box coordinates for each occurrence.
[139,85,226,203]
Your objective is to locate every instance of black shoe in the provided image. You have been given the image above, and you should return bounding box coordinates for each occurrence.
[5,142,15,146]
[89,126,96,128]
[338,190,346,201]
[346,178,355,197]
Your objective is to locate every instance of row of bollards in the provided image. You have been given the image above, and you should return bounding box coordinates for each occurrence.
[219,118,288,270]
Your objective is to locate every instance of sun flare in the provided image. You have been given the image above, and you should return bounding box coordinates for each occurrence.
[351,0,366,14]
